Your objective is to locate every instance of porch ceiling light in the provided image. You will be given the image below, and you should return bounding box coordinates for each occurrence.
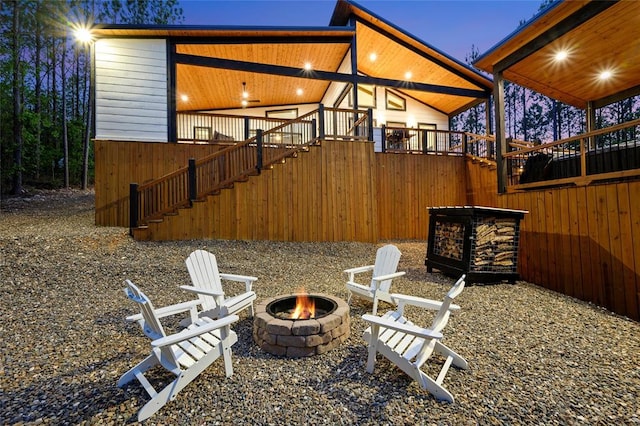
[369,52,377,62]
[242,82,249,99]
[598,70,613,81]
[554,50,568,62]
[404,71,412,80]
[180,94,189,102]
[296,88,303,96]
[304,62,312,71]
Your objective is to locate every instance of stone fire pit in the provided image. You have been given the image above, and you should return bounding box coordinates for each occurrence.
[253,293,350,358]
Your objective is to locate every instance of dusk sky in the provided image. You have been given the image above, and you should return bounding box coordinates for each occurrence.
[178,0,545,63]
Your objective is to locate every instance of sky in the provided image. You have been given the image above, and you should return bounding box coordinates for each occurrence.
[177,0,545,63]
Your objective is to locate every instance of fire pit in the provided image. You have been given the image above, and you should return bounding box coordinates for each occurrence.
[253,292,350,358]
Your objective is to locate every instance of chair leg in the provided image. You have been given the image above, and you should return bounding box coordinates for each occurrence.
[117,354,158,388]
[365,324,380,373]
[417,370,455,403]
[433,341,468,370]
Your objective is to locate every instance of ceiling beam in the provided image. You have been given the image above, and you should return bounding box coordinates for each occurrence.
[592,84,640,110]
[494,1,618,72]
[175,53,490,98]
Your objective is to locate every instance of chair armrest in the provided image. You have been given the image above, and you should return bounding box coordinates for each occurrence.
[362,314,443,340]
[180,285,224,297]
[390,293,460,311]
[125,299,202,323]
[219,273,258,292]
[151,315,239,348]
[343,265,374,282]
[372,271,406,283]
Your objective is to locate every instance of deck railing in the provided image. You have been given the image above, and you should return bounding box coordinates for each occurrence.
[504,117,640,188]
[130,106,371,230]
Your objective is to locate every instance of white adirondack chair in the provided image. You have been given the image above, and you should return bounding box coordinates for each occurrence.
[181,249,258,320]
[118,280,239,421]
[345,244,405,315]
[362,274,467,403]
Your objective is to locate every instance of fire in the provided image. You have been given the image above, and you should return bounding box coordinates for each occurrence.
[290,291,315,319]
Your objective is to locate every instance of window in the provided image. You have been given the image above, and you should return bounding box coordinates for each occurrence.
[266,108,298,119]
[349,84,376,108]
[419,123,437,151]
[193,126,211,142]
[385,90,406,111]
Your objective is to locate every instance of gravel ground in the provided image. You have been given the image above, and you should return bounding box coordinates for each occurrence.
[1,189,639,425]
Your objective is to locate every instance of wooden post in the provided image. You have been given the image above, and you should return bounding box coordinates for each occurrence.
[318,104,325,140]
[367,108,373,141]
[188,158,197,202]
[493,70,507,193]
[244,116,250,141]
[256,129,263,171]
[129,183,139,234]
[381,125,387,153]
[311,118,317,140]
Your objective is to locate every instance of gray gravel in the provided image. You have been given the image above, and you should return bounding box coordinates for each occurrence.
[1,189,639,425]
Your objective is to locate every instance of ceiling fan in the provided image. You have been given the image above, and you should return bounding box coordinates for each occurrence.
[241,82,260,106]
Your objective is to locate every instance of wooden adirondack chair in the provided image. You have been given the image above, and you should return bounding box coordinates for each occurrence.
[345,244,406,315]
[181,249,258,320]
[362,274,467,403]
[118,280,239,421]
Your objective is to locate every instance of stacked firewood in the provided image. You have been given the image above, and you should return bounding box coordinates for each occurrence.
[433,221,464,260]
[472,218,517,270]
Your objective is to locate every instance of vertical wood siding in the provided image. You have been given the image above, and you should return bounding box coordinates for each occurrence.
[467,162,640,321]
[94,39,168,142]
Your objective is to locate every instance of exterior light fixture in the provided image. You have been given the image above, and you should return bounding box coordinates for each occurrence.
[180,94,189,102]
[599,70,613,80]
[74,26,93,44]
[304,62,312,71]
[369,52,377,62]
[554,50,568,61]
[405,71,412,80]
[242,82,249,99]
[296,88,303,96]
[241,99,248,107]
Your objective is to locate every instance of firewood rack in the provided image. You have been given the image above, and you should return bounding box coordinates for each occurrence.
[425,206,528,283]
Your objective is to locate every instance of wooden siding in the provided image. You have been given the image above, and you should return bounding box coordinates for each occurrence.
[94,140,227,225]
[467,161,640,321]
[94,39,168,142]
[375,153,467,240]
[134,140,379,242]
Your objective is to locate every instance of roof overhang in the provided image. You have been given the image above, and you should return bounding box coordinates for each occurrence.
[92,0,493,115]
[474,0,640,109]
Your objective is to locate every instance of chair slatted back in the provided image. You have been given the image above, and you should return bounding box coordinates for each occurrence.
[185,250,224,310]
[430,274,466,334]
[371,244,402,293]
[124,280,166,341]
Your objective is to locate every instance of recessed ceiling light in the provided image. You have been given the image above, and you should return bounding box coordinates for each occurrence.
[304,62,312,71]
[296,88,303,96]
[554,50,568,61]
[369,52,377,62]
[180,94,189,102]
[405,71,412,79]
[241,99,248,107]
[599,70,613,80]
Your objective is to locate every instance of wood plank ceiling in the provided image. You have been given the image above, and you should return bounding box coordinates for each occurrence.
[474,0,640,109]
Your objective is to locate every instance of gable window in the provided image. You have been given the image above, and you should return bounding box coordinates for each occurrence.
[349,84,376,108]
[385,90,406,111]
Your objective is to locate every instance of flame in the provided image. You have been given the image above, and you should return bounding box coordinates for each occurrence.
[290,291,315,319]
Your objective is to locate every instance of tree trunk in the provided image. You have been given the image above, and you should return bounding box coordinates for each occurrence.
[11,0,23,195]
[62,38,69,188]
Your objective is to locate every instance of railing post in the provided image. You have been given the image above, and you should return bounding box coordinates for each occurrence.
[129,183,138,235]
[188,158,197,202]
[422,130,428,154]
[367,108,373,141]
[256,129,263,172]
[381,125,386,153]
[311,118,317,140]
[244,116,250,141]
[318,104,325,140]
[463,133,468,155]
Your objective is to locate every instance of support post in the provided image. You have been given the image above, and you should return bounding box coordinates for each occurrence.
[311,118,317,140]
[256,129,263,172]
[244,116,250,141]
[381,125,387,153]
[129,183,139,234]
[188,158,197,202]
[493,70,507,193]
[318,104,325,140]
[367,108,373,141]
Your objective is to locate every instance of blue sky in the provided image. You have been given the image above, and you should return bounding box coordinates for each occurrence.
[178,0,544,62]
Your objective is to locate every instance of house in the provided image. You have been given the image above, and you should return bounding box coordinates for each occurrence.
[91,0,493,240]
[90,0,640,321]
